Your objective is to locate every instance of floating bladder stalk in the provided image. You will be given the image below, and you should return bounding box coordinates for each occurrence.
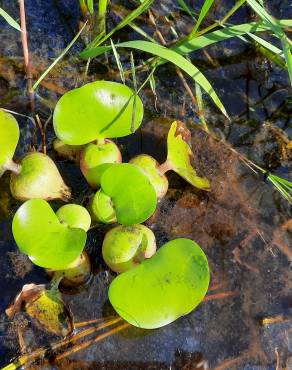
[129,154,169,199]
[102,224,156,273]
[10,152,71,201]
[80,139,122,188]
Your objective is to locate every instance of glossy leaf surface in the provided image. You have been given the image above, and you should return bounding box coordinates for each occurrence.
[101,163,157,225]
[53,81,144,145]
[109,238,209,329]
[12,199,87,270]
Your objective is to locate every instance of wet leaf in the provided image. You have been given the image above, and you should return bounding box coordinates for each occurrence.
[12,199,87,270]
[6,284,74,336]
[167,121,210,190]
[56,204,91,232]
[109,238,210,329]
[53,81,144,145]
[0,109,19,177]
[100,163,157,225]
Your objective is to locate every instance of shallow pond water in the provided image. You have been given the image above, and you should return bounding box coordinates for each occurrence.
[0,0,291,369]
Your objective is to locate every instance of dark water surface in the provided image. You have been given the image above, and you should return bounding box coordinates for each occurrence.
[0,0,291,369]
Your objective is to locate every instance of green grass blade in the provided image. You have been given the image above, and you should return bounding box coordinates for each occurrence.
[0,7,21,31]
[81,40,228,118]
[173,21,275,55]
[128,21,156,42]
[130,52,137,132]
[248,32,283,57]
[87,0,94,14]
[246,0,292,86]
[268,175,292,203]
[110,39,125,84]
[33,21,88,91]
[177,0,196,19]
[191,0,214,36]
[86,0,154,49]
[246,0,283,36]
[281,37,292,86]
[195,82,209,132]
[98,0,108,34]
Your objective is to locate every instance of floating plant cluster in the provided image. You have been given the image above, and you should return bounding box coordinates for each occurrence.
[2,80,210,332]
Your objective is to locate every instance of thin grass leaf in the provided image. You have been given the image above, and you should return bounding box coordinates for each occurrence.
[87,0,94,14]
[255,43,287,70]
[0,7,21,31]
[195,83,209,132]
[281,37,292,86]
[137,66,157,94]
[268,174,292,203]
[247,32,284,57]
[173,21,287,55]
[177,0,196,19]
[128,21,156,42]
[110,39,125,84]
[130,53,137,132]
[144,20,290,69]
[80,40,229,118]
[149,70,157,101]
[86,0,154,49]
[33,21,88,91]
[191,0,214,36]
[246,0,283,36]
[98,0,108,34]
[246,0,292,85]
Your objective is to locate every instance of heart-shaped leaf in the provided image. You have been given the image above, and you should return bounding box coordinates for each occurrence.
[167,121,210,190]
[109,238,210,329]
[100,163,157,225]
[53,81,144,145]
[0,109,19,177]
[12,199,87,270]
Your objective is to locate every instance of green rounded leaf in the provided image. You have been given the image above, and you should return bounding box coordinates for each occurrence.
[0,109,19,177]
[101,163,157,225]
[109,238,209,329]
[167,121,210,190]
[12,199,87,270]
[53,81,144,145]
[56,204,91,232]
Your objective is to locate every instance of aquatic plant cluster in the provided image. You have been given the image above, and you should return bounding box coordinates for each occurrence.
[1,80,210,331]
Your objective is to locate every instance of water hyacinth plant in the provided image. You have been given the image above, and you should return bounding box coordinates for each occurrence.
[12,199,89,270]
[2,78,211,340]
[0,0,291,367]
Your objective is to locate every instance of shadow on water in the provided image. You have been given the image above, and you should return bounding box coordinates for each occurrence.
[0,0,291,368]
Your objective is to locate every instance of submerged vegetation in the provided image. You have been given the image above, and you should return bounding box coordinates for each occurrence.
[0,0,291,368]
